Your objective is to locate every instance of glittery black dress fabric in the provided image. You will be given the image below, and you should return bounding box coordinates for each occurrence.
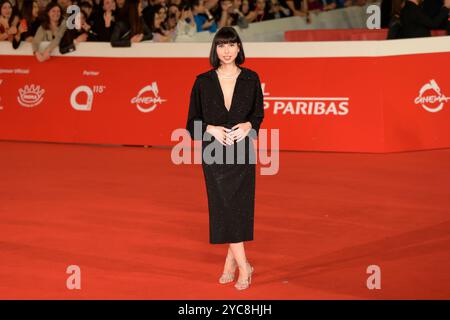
[186,67,265,244]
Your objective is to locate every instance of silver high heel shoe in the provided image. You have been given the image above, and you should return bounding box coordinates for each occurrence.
[235,261,254,290]
[219,255,237,284]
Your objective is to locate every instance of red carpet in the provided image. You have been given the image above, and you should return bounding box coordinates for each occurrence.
[0,140,449,299]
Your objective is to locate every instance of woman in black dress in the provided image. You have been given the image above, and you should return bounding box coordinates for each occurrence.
[186,27,264,290]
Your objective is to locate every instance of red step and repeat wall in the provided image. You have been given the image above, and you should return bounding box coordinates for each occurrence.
[1,40,449,152]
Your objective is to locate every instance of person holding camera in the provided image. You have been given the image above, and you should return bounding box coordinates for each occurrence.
[175,3,197,37]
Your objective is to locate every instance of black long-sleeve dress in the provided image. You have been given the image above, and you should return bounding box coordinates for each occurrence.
[186,66,265,244]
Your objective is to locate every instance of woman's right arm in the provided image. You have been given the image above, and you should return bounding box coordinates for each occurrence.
[31,25,44,53]
[186,78,208,141]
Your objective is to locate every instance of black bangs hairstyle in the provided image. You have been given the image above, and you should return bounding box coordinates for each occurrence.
[209,27,245,69]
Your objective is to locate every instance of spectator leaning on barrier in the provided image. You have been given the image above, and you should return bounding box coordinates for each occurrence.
[0,0,20,42]
[245,0,270,22]
[110,0,153,46]
[12,0,41,49]
[59,7,97,53]
[212,0,242,27]
[90,0,116,41]
[226,0,250,26]
[79,1,95,24]
[144,3,175,41]
[31,1,67,62]
[400,0,450,38]
[175,2,197,37]
[217,0,235,28]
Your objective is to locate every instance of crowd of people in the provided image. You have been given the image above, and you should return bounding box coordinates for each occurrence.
[1,0,375,54]
[1,0,449,61]
[382,0,450,39]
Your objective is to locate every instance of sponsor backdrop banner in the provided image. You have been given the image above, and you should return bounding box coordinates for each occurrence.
[0,53,449,152]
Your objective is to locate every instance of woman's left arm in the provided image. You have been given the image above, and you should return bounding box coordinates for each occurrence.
[247,74,265,138]
[231,74,265,142]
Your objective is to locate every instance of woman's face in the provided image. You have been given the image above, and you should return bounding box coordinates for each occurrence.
[167,13,177,27]
[48,6,61,23]
[116,0,126,8]
[32,1,39,18]
[138,0,143,14]
[195,0,205,13]
[156,7,167,20]
[82,6,92,17]
[255,0,265,10]
[1,2,12,18]
[168,5,180,19]
[216,42,240,66]
[241,0,249,12]
[103,0,115,11]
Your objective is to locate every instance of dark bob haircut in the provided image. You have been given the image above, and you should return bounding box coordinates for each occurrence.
[209,27,245,69]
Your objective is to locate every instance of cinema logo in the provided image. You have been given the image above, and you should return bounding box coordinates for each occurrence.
[131,82,167,113]
[261,83,349,116]
[17,84,45,108]
[414,79,449,113]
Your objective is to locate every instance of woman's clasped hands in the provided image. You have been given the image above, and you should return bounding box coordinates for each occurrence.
[206,122,252,146]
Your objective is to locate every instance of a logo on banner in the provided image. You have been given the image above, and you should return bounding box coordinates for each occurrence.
[262,83,349,115]
[71,85,94,111]
[70,85,106,111]
[131,82,167,113]
[17,84,45,108]
[414,80,449,113]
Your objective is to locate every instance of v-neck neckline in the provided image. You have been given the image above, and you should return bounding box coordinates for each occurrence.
[213,67,243,113]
